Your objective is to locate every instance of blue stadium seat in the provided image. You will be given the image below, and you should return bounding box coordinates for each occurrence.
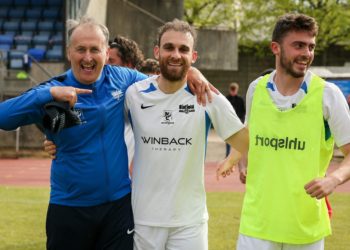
[8,49,25,68]
[0,34,14,45]
[3,21,20,33]
[13,0,31,6]
[15,35,32,45]
[0,8,8,19]
[42,8,59,20]
[21,21,37,32]
[15,44,29,52]
[38,21,54,31]
[52,44,62,51]
[25,8,42,20]
[9,49,25,59]
[21,31,34,36]
[32,34,50,45]
[8,9,26,20]
[30,0,46,7]
[54,22,64,32]
[9,58,24,69]
[0,0,13,7]
[28,47,45,61]
[46,48,63,60]
[50,33,63,45]
[0,44,11,50]
[34,44,47,50]
[47,0,62,7]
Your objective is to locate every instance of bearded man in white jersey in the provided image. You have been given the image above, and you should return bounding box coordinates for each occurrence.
[125,19,249,250]
[237,13,350,250]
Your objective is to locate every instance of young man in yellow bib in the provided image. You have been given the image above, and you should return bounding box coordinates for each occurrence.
[237,13,350,250]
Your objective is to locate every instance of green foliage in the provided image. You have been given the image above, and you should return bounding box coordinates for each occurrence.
[184,0,350,56]
[184,0,238,29]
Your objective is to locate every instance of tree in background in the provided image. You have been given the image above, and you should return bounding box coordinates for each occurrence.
[184,0,350,57]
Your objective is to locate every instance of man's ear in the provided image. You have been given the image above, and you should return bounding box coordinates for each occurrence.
[66,46,71,62]
[271,42,280,56]
[154,46,160,60]
[106,47,110,64]
[192,50,198,64]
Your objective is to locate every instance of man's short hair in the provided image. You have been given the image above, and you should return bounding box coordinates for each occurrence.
[109,35,144,68]
[67,16,109,46]
[156,19,197,49]
[272,13,318,43]
[229,82,239,92]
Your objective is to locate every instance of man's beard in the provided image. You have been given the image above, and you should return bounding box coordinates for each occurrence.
[280,47,311,78]
[159,58,189,81]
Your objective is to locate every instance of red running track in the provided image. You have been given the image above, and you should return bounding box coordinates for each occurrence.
[0,158,349,192]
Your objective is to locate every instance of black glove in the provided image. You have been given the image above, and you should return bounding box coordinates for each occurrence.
[43,101,82,133]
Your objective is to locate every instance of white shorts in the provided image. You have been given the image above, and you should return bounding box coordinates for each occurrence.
[134,222,208,250]
[237,234,324,250]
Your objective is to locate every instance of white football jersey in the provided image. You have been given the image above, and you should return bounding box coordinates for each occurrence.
[125,76,244,227]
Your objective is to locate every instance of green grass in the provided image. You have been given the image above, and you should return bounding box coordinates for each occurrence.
[0,186,49,250]
[207,192,350,250]
[0,187,349,250]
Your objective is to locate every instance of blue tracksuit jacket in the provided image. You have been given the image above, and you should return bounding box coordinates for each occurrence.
[0,65,146,206]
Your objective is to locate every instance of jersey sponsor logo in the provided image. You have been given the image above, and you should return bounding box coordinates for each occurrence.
[111,89,123,100]
[141,136,192,152]
[141,104,155,109]
[161,110,174,125]
[141,136,192,145]
[255,134,306,151]
[179,104,195,114]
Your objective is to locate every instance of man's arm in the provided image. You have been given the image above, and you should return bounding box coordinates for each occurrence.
[187,66,219,106]
[216,127,249,179]
[0,86,52,130]
[305,143,350,199]
[0,86,91,130]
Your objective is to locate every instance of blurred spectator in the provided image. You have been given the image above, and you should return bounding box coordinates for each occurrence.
[138,58,160,75]
[108,35,144,69]
[225,82,245,156]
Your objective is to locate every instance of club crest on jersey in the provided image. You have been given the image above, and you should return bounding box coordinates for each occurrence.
[161,110,174,125]
[111,89,123,100]
[179,104,195,114]
[73,109,87,124]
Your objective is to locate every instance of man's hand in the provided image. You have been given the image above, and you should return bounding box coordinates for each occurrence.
[187,67,219,106]
[238,164,247,184]
[44,139,57,159]
[50,87,92,107]
[216,150,241,181]
[304,176,341,199]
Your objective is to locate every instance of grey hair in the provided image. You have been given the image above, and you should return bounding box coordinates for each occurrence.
[66,16,109,46]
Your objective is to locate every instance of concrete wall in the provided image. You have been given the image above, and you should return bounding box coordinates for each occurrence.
[106,0,238,71]
[194,29,238,71]
[86,0,108,25]
[106,0,183,58]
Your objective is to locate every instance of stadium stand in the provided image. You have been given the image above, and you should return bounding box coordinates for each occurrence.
[0,0,65,69]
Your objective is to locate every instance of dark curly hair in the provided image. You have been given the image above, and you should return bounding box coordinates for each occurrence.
[137,58,160,75]
[272,13,318,43]
[109,35,144,68]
